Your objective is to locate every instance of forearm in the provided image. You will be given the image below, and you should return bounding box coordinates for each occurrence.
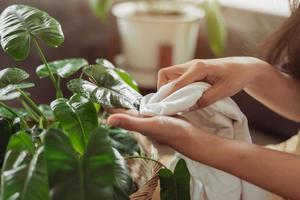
[244,64,300,122]
[172,130,300,199]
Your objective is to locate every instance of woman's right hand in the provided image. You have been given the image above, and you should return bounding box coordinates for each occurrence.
[158,57,270,109]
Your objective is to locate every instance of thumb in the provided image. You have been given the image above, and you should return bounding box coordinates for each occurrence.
[196,83,225,109]
[107,114,158,134]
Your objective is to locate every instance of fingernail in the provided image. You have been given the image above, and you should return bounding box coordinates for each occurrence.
[109,118,120,126]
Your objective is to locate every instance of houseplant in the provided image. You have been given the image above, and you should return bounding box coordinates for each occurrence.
[0,4,191,200]
[89,0,227,88]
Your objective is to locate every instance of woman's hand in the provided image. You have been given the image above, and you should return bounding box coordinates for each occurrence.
[108,110,300,199]
[158,57,270,109]
[107,109,196,148]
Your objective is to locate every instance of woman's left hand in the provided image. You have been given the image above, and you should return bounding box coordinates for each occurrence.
[107,109,196,148]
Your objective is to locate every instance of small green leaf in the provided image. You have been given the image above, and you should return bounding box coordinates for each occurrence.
[201,0,227,56]
[0,68,33,100]
[0,68,29,87]
[0,4,64,61]
[0,83,34,101]
[159,168,175,200]
[0,132,50,200]
[50,94,98,155]
[36,58,88,78]
[159,159,190,200]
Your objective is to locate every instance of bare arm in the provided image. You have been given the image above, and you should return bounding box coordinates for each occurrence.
[173,128,300,200]
[245,65,300,122]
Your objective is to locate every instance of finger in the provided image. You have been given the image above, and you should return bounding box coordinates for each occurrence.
[106,108,140,117]
[107,114,159,135]
[157,65,185,89]
[166,67,206,97]
[196,83,226,109]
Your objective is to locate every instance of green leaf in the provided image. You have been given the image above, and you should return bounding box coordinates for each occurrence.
[113,148,134,198]
[45,127,130,200]
[159,168,175,200]
[67,64,142,109]
[0,132,50,200]
[95,59,139,92]
[107,126,140,156]
[36,58,88,78]
[88,0,112,21]
[95,58,115,69]
[6,131,35,153]
[50,94,98,155]
[201,0,227,56]
[0,118,20,167]
[0,68,32,100]
[0,68,29,87]
[0,4,64,61]
[159,159,190,200]
[0,107,28,120]
[38,104,54,120]
[0,82,34,101]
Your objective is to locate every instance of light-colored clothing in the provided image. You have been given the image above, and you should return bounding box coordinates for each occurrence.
[140,81,271,200]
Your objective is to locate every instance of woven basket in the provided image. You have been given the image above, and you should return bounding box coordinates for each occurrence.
[126,132,162,200]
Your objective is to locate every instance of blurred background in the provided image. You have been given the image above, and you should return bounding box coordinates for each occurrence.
[0,0,299,144]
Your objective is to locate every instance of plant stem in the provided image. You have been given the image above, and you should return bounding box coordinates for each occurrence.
[0,101,29,129]
[21,100,40,124]
[32,38,63,98]
[17,89,48,127]
[125,155,168,169]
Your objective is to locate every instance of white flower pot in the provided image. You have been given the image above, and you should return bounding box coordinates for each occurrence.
[112,1,203,88]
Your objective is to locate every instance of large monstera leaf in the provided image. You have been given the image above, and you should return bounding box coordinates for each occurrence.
[50,94,98,155]
[45,127,131,200]
[67,64,142,109]
[0,68,34,101]
[36,58,88,78]
[0,131,50,200]
[159,159,190,200]
[0,4,64,61]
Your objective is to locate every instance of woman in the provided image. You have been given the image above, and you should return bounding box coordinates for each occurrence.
[108,1,300,199]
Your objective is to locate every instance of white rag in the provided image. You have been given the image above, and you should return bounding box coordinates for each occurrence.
[140,81,271,200]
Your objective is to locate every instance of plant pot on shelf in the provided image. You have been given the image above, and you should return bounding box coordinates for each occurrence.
[112,1,203,88]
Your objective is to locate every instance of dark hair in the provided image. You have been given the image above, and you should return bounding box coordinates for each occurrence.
[265,0,300,78]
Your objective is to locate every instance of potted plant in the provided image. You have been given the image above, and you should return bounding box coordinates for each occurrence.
[0,4,191,200]
[89,0,227,88]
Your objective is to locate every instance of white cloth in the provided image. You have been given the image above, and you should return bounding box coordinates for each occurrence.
[140,81,271,200]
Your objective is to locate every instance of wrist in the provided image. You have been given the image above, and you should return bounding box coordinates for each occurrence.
[246,59,273,89]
